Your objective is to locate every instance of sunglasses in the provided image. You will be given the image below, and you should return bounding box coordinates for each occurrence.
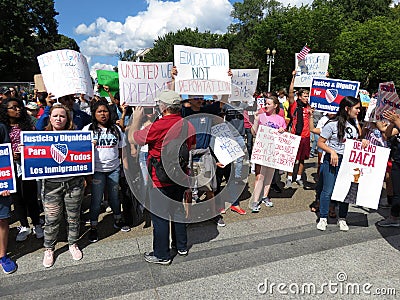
[7,105,21,111]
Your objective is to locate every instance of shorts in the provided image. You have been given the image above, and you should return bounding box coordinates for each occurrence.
[0,196,12,219]
[296,136,311,161]
[192,161,217,192]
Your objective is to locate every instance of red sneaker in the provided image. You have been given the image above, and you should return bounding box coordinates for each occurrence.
[230,205,246,215]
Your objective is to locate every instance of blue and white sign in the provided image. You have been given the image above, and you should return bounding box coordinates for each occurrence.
[309,78,360,113]
[0,143,16,193]
[21,131,94,180]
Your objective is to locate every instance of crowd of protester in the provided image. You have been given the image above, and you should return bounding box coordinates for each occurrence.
[0,68,398,274]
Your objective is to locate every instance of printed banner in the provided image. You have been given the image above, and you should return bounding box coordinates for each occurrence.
[118,61,173,106]
[210,123,245,166]
[294,53,329,87]
[174,45,231,95]
[37,49,94,98]
[309,78,360,113]
[97,70,119,97]
[251,126,301,172]
[375,82,400,121]
[332,140,390,210]
[0,144,16,193]
[230,69,259,104]
[21,131,94,180]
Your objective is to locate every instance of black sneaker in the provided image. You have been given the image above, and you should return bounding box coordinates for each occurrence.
[113,220,131,232]
[144,252,171,265]
[271,183,283,193]
[88,227,98,243]
[171,246,188,256]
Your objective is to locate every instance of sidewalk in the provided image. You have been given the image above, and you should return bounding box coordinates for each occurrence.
[1,158,399,299]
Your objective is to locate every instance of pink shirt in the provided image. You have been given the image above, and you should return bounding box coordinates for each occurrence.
[258,112,286,130]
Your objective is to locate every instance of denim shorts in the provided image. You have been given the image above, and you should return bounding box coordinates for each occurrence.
[0,196,12,219]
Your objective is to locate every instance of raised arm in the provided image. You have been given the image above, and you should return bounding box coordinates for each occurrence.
[288,70,297,105]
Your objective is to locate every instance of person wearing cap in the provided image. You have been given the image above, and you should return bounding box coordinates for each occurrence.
[25,102,40,125]
[129,90,196,265]
[0,87,11,102]
[36,93,91,130]
[171,66,232,227]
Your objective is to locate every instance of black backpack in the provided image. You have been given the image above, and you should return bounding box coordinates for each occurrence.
[150,119,190,185]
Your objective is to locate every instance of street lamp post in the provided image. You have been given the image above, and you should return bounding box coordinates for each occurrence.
[266,48,276,92]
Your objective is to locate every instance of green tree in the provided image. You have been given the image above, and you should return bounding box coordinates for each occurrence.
[54,35,80,52]
[0,0,60,81]
[331,16,400,92]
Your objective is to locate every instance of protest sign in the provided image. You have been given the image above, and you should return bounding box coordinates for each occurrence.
[37,49,94,98]
[96,70,119,97]
[309,78,360,113]
[230,69,259,104]
[375,82,400,121]
[0,143,16,193]
[257,97,265,109]
[118,61,173,106]
[332,140,390,210]
[359,89,370,107]
[210,123,245,166]
[294,53,329,87]
[174,45,231,95]
[34,74,47,92]
[251,126,301,172]
[21,131,94,180]
[364,97,377,122]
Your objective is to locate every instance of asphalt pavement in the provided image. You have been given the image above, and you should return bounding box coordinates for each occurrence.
[1,157,399,299]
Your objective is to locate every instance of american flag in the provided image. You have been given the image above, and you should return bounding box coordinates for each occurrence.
[297,45,311,60]
[50,144,68,164]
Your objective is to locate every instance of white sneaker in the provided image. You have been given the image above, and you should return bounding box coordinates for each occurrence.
[317,218,327,231]
[16,226,31,242]
[43,249,54,268]
[338,219,349,231]
[33,225,44,239]
[69,244,83,261]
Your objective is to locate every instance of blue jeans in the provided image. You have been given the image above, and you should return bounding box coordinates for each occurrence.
[244,128,253,157]
[149,185,187,260]
[311,133,319,154]
[319,154,349,219]
[90,167,121,225]
[233,135,246,179]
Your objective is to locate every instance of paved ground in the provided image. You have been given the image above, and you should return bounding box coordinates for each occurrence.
[1,157,399,299]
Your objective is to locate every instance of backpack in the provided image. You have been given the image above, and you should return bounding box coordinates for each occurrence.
[150,119,190,185]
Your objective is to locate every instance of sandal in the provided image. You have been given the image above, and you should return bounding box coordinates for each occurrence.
[309,200,319,212]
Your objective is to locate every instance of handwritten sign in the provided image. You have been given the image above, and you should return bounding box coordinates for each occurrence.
[257,97,265,109]
[230,69,259,104]
[174,45,231,95]
[294,53,329,87]
[251,126,301,172]
[97,70,119,97]
[375,82,400,121]
[21,131,94,180]
[37,49,94,98]
[210,123,245,166]
[332,140,390,209]
[34,74,47,92]
[118,61,173,106]
[0,144,16,193]
[364,97,377,122]
[309,78,360,113]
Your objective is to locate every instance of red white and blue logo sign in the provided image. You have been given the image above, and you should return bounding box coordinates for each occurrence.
[50,144,68,164]
[310,78,360,113]
[0,143,16,193]
[21,131,94,180]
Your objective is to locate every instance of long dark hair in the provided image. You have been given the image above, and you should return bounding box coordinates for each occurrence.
[331,96,361,142]
[89,100,121,141]
[0,98,34,130]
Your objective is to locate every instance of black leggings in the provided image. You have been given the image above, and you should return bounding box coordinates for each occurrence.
[390,162,400,217]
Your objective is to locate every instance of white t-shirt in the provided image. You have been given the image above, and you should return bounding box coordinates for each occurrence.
[83,124,126,172]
